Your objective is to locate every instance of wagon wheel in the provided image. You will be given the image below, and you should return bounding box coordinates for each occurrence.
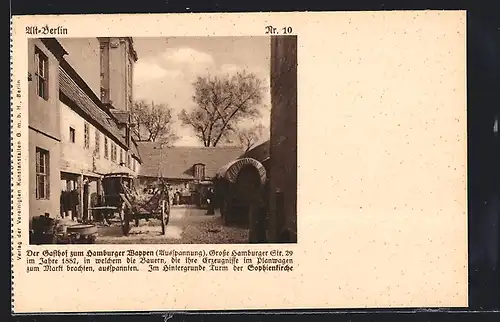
[120,205,131,236]
[161,199,170,235]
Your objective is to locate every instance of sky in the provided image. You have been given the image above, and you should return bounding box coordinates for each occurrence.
[132,37,271,147]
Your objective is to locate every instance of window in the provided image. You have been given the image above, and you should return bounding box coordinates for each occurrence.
[35,47,48,100]
[133,159,136,172]
[84,123,90,149]
[35,148,50,199]
[104,137,109,159]
[194,163,205,180]
[119,149,123,165]
[127,152,131,168]
[111,144,117,162]
[69,127,75,143]
[94,130,100,158]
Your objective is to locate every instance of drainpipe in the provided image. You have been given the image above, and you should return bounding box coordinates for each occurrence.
[78,171,84,222]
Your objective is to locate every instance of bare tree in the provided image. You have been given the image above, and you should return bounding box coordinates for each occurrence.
[131,100,179,144]
[179,70,265,147]
[237,124,268,153]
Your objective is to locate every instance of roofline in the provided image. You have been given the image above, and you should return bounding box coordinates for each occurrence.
[97,37,138,62]
[59,92,129,151]
[40,38,68,60]
[131,137,142,162]
[135,142,245,150]
[137,175,198,181]
[59,58,120,122]
[127,37,138,62]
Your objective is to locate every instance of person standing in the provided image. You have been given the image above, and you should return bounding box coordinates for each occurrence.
[206,188,215,215]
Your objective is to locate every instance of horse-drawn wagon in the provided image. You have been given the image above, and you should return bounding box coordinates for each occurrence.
[90,172,171,236]
[214,158,267,227]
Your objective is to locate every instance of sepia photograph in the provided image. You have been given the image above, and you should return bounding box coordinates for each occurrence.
[28,35,297,245]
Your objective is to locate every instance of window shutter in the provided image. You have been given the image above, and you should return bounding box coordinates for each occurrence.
[34,52,40,96]
[35,150,40,199]
[46,152,50,198]
[34,52,39,78]
[35,150,40,173]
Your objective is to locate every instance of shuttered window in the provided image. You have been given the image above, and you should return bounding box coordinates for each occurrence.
[34,47,49,100]
[84,122,90,149]
[94,130,100,158]
[35,148,50,199]
[104,137,109,159]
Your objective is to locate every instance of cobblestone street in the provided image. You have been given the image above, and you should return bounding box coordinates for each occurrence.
[95,207,249,244]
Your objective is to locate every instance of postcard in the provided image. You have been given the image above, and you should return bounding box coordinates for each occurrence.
[11,11,467,313]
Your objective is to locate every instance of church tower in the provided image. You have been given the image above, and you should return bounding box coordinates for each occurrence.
[98,37,138,147]
[98,37,137,112]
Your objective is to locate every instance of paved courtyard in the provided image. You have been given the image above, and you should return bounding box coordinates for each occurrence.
[95,207,249,244]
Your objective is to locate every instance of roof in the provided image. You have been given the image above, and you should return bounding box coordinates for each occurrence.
[137,142,244,179]
[215,158,267,185]
[127,37,138,62]
[109,109,130,125]
[40,38,68,60]
[130,138,142,163]
[242,140,270,162]
[59,66,128,149]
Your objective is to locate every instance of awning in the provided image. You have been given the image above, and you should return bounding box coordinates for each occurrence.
[215,158,267,186]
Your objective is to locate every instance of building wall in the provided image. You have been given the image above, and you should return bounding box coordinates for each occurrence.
[60,101,137,176]
[28,39,62,222]
[28,39,61,140]
[268,36,298,242]
[29,130,61,221]
[57,38,101,98]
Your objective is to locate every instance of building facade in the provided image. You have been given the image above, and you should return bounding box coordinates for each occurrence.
[28,39,67,222]
[28,37,142,223]
[58,37,141,221]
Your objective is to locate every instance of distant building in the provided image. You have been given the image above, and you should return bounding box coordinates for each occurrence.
[137,143,243,205]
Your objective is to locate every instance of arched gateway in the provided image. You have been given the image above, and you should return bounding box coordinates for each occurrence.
[214,158,267,230]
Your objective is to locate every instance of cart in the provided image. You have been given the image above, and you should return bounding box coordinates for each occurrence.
[90,172,171,236]
[214,158,267,226]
